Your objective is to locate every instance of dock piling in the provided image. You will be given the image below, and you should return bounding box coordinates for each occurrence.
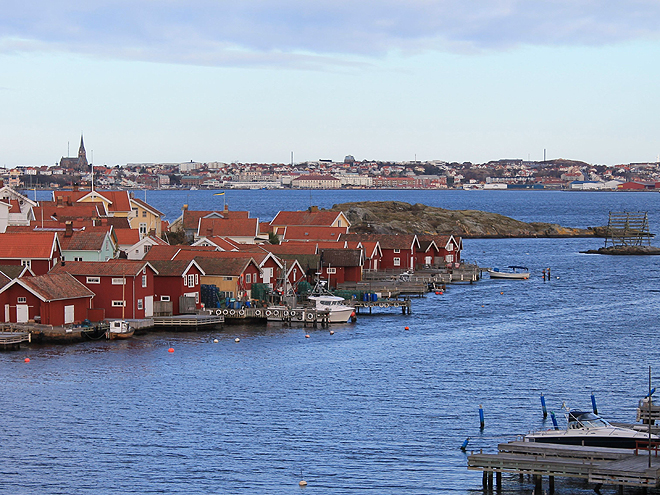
[479,405,485,429]
[550,411,558,430]
[591,392,598,415]
[541,393,548,418]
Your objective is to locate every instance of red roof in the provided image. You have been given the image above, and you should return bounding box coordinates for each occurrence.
[53,190,132,213]
[0,232,58,259]
[342,233,419,250]
[281,226,347,241]
[34,202,105,220]
[58,230,111,251]
[198,218,258,238]
[182,209,250,230]
[271,210,348,227]
[260,243,318,255]
[49,260,156,277]
[15,272,95,301]
[115,228,141,246]
[143,244,217,261]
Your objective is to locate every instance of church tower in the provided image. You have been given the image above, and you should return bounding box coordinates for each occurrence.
[77,134,89,170]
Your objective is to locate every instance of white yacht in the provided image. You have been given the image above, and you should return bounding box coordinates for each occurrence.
[525,410,658,449]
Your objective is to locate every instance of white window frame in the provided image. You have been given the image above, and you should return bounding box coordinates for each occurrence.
[86,277,100,284]
[393,257,401,266]
[326,267,337,274]
[112,300,126,307]
[74,257,83,262]
[245,273,251,284]
[17,297,27,304]
[142,275,147,288]
[393,249,401,254]
[112,278,125,285]
[223,276,233,281]
[194,273,199,285]
[187,274,195,287]
[137,299,143,310]
[160,295,170,302]
[21,259,31,268]
[139,223,147,235]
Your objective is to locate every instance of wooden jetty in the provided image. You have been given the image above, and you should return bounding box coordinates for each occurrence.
[353,298,411,315]
[152,314,224,330]
[468,440,660,492]
[0,331,30,350]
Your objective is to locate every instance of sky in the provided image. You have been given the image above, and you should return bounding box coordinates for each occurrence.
[2,1,660,167]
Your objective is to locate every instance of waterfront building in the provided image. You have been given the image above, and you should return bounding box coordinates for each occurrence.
[342,234,419,271]
[129,197,164,238]
[270,207,350,230]
[0,231,62,275]
[291,174,340,189]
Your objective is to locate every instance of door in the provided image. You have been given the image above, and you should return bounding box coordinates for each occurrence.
[262,267,273,285]
[16,304,29,323]
[64,305,75,324]
[4,304,9,323]
[144,296,153,317]
[425,256,433,266]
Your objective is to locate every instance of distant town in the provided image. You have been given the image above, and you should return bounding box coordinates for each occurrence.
[4,135,660,191]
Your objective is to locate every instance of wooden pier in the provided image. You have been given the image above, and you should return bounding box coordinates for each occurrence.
[0,331,30,350]
[152,314,224,329]
[468,440,660,492]
[353,299,412,315]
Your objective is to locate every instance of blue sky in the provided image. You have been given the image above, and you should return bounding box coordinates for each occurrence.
[1,1,659,167]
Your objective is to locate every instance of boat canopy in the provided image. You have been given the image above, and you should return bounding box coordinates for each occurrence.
[508,266,528,270]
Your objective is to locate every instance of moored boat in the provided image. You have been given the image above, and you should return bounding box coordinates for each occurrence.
[525,410,658,449]
[488,265,530,279]
[107,320,134,340]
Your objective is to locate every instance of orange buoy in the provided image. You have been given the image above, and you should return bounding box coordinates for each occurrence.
[305,334,310,338]
[405,326,410,331]
[351,311,356,317]
[24,357,30,363]
[500,291,503,295]
[435,291,440,295]
[168,348,174,353]
[329,330,334,335]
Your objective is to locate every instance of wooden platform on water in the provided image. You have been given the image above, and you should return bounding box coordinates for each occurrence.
[152,314,224,329]
[468,440,660,491]
[353,299,411,314]
[0,331,30,350]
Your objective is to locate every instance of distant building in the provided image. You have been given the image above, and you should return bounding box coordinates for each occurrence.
[59,135,89,171]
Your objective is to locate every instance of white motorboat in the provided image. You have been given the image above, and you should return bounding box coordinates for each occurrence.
[107,320,134,340]
[307,294,355,323]
[525,410,658,449]
[488,265,530,279]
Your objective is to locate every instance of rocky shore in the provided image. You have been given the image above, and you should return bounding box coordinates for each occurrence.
[330,201,601,238]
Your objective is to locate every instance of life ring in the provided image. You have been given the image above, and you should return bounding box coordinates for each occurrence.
[223,309,229,315]
[273,310,280,317]
[379,303,386,307]
[297,312,304,321]
[230,309,236,316]
[284,310,289,317]
[306,312,314,321]
[266,310,272,317]
[255,309,262,317]
[290,310,297,318]
[239,310,245,316]
[215,309,222,315]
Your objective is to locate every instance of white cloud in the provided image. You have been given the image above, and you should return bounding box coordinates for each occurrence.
[2,1,660,68]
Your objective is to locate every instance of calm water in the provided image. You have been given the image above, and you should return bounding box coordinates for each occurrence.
[3,190,660,494]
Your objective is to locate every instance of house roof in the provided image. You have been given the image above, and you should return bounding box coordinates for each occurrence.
[341,233,419,250]
[146,259,204,277]
[260,243,318,255]
[0,264,28,279]
[172,248,282,269]
[131,197,164,217]
[197,217,259,238]
[143,244,217,261]
[192,236,240,251]
[53,190,132,214]
[280,225,347,242]
[291,174,340,181]
[270,210,349,227]
[0,232,59,259]
[192,256,259,277]
[182,209,250,230]
[319,248,363,267]
[417,234,461,250]
[6,272,95,302]
[34,202,105,221]
[49,260,157,277]
[59,230,111,251]
[115,228,141,246]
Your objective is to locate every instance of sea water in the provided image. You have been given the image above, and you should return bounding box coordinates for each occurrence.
[2,190,660,494]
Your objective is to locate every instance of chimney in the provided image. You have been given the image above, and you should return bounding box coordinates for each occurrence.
[65,221,73,237]
[223,203,229,213]
[73,185,78,192]
[0,179,3,187]
[56,196,63,206]
[183,204,188,211]
[309,206,318,212]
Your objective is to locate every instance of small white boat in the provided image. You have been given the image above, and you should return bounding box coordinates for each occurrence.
[488,265,530,279]
[307,294,355,323]
[107,320,134,340]
[525,410,658,449]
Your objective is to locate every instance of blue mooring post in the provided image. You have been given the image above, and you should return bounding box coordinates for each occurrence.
[646,387,656,398]
[460,437,470,451]
[479,405,485,429]
[541,393,548,418]
[591,392,598,415]
[550,411,559,430]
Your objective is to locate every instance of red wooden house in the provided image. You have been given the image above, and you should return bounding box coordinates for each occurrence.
[0,272,94,325]
[318,248,363,288]
[50,260,158,319]
[0,232,62,275]
[417,234,462,266]
[342,234,418,271]
[145,259,205,314]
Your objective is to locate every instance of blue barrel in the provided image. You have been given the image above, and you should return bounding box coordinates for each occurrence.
[372,293,378,302]
[363,293,368,301]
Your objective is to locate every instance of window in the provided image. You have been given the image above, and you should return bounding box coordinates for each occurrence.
[194,274,199,285]
[86,277,100,284]
[144,245,151,254]
[393,249,401,253]
[21,259,31,268]
[137,299,143,310]
[112,300,126,307]
[142,275,147,288]
[187,274,195,287]
[223,276,233,281]
[112,278,125,285]
[326,267,337,274]
[17,297,26,303]
[142,210,147,218]
[74,257,83,262]
[245,273,251,284]
[393,257,401,266]
[160,295,170,302]
[139,223,147,235]
[447,244,453,251]
[132,208,138,218]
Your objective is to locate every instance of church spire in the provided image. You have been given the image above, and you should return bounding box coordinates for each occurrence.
[77,133,88,170]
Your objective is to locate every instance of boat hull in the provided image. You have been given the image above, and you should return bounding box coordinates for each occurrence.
[527,434,649,449]
[108,329,135,340]
[488,270,529,279]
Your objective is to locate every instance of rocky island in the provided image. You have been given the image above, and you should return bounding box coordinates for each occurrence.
[329,201,602,238]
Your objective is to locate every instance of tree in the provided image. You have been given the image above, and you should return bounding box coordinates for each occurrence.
[268,232,280,245]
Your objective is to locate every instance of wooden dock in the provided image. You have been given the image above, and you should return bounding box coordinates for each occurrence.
[468,440,660,492]
[353,299,411,315]
[152,314,224,329]
[0,331,30,350]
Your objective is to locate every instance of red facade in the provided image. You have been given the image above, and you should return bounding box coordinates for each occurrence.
[0,284,91,326]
